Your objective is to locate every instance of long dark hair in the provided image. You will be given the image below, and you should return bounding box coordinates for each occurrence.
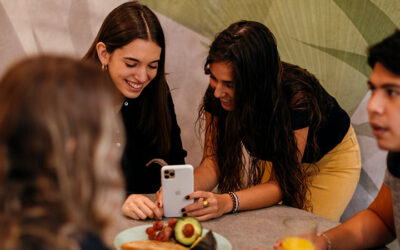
[82,1,171,153]
[200,21,331,210]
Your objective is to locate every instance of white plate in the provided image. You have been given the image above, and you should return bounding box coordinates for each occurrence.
[114,224,232,250]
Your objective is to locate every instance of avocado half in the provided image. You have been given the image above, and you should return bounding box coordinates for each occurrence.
[174,217,203,246]
[190,230,217,250]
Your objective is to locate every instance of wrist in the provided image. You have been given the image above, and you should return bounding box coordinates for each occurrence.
[227,192,239,213]
[222,193,234,214]
[317,233,332,250]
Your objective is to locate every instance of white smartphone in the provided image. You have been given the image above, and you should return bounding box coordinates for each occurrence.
[161,164,194,217]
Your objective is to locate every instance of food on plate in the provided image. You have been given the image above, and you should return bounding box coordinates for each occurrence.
[139,217,217,249]
[174,217,203,246]
[146,220,174,241]
[121,240,187,250]
[190,230,217,250]
[168,218,178,228]
[153,221,164,231]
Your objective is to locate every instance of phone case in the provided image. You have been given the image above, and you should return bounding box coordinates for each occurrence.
[162,164,194,217]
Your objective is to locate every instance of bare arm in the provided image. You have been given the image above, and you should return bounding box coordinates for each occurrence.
[293,127,308,160]
[194,157,219,191]
[234,127,308,211]
[189,121,309,216]
[316,184,395,250]
[194,112,220,191]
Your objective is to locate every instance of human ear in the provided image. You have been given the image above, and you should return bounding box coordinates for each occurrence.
[96,42,110,66]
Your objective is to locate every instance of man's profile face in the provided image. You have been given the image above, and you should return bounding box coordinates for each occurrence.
[367,62,400,152]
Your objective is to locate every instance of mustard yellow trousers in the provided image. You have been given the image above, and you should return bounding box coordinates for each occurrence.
[261,126,361,221]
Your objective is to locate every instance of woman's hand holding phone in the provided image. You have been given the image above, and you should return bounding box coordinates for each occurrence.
[181,191,232,221]
[122,194,163,220]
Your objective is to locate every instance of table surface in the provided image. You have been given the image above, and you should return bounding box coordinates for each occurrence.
[112,194,339,250]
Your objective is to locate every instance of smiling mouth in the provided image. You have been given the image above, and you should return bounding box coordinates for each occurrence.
[220,100,233,111]
[126,80,143,89]
[220,99,231,105]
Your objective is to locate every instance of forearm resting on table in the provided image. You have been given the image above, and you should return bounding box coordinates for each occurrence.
[236,181,282,211]
[323,209,394,249]
[195,159,282,212]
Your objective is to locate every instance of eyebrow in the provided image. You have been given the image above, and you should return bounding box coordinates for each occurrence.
[367,80,400,89]
[123,57,160,64]
[209,71,232,84]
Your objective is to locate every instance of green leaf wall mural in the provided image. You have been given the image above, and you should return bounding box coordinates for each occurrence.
[142,0,398,116]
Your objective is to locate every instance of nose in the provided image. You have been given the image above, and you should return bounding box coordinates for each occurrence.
[214,83,225,98]
[367,91,384,115]
[135,66,149,83]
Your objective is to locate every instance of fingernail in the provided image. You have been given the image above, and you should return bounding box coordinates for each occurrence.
[181,208,186,212]
[185,195,190,200]
[183,213,187,217]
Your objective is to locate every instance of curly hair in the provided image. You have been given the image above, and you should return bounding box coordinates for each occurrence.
[0,56,124,249]
[199,21,333,210]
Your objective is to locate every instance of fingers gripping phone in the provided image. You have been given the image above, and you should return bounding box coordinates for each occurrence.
[161,164,194,217]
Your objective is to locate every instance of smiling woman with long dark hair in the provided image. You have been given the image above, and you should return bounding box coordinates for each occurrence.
[174,21,361,222]
[83,1,187,220]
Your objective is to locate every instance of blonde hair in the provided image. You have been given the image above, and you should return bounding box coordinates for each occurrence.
[0,55,125,249]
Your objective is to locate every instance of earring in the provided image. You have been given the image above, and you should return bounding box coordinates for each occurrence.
[101,64,108,71]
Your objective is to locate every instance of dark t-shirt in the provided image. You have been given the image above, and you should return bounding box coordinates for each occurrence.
[120,93,187,194]
[388,152,400,178]
[205,68,350,163]
[295,97,350,163]
[384,152,400,244]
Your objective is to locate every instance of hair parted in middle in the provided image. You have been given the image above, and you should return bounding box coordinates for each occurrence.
[200,20,333,210]
[82,0,172,153]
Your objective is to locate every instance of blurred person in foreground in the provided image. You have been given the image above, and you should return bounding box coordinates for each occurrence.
[0,55,125,250]
[274,29,400,250]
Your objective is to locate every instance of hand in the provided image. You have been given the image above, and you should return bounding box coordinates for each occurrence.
[122,194,162,220]
[273,239,283,250]
[181,191,231,221]
[314,234,329,250]
[156,187,163,208]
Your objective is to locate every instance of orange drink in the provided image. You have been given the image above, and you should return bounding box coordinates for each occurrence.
[282,218,316,250]
[282,237,315,250]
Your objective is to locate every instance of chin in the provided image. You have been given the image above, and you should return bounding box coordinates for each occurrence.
[125,91,142,99]
[377,141,400,152]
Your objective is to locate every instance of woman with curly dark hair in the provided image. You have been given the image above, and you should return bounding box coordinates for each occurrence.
[172,21,361,222]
